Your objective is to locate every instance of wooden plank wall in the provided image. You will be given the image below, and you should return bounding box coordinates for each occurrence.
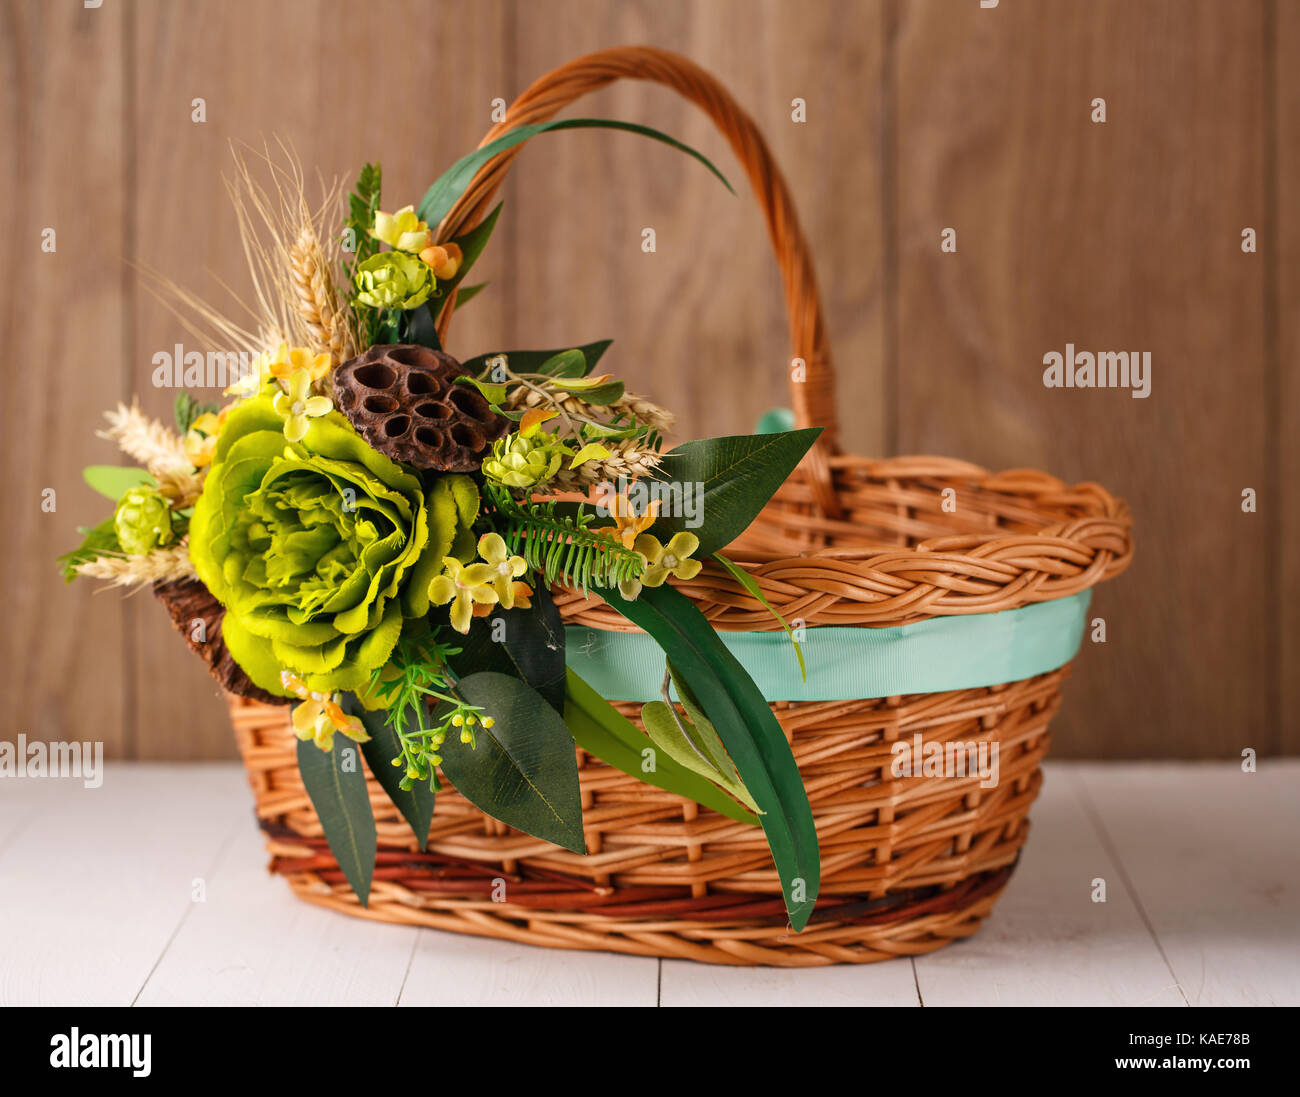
[1,0,1293,759]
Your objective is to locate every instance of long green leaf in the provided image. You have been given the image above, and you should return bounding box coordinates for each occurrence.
[296,736,378,905]
[342,695,435,851]
[714,552,806,680]
[418,119,733,226]
[640,700,760,814]
[438,671,586,853]
[651,429,822,555]
[462,340,613,380]
[565,668,758,825]
[431,201,502,321]
[600,584,820,929]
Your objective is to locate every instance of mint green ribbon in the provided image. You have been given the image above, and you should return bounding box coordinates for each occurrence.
[565,590,1091,702]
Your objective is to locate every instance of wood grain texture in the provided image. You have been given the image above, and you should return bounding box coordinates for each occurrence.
[125,0,509,758]
[893,0,1275,757]
[502,0,886,454]
[1276,0,1299,754]
[0,0,131,756]
[1,1,1291,760]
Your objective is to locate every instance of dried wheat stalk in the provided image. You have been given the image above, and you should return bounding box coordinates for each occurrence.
[99,402,188,472]
[75,545,197,587]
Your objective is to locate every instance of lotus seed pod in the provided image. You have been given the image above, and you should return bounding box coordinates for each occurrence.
[332,344,508,471]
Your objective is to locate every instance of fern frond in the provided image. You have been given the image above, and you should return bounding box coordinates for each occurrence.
[485,486,644,597]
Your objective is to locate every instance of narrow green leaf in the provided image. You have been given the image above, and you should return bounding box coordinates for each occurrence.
[640,701,760,813]
[665,662,741,782]
[714,553,806,680]
[651,429,822,555]
[418,120,733,227]
[453,281,488,306]
[600,584,820,929]
[431,202,503,321]
[84,465,154,502]
[564,669,758,825]
[461,340,613,379]
[342,694,435,850]
[438,672,585,853]
[296,735,378,905]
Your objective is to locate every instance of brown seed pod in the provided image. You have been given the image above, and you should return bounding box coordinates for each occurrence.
[332,344,507,471]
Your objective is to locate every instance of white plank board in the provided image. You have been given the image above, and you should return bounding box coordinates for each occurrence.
[1074,760,1300,1007]
[913,763,1186,1006]
[400,930,659,1007]
[136,819,419,1006]
[660,955,921,1007]
[0,763,248,1006]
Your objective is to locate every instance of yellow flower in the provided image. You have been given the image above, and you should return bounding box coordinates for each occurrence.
[473,581,532,618]
[281,671,370,753]
[428,557,500,633]
[476,532,529,608]
[596,491,660,550]
[371,205,432,253]
[272,370,333,443]
[184,411,222,468]
[268,344,331,382]
[635,531,702,588]
[225,347,277,397]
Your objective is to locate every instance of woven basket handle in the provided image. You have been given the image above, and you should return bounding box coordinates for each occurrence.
[436,45,842,516]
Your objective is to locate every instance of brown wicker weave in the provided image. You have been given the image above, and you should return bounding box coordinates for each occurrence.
[225,47,1133,967]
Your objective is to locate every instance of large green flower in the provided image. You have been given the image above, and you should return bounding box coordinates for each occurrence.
[189,396,477,697]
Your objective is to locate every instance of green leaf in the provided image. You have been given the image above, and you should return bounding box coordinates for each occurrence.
[652,428,822,556]
[600,583,820,930]
[538,349,588,378]
[453,282,488,307]
[83,465,154,502]
[461,340,613,380]
[431,202,502,318]
[418,121,733,227]
[570,442,612,469]
[401,301,443,351]
[438,671,585,853]
[640,699,760,814]
[342,694,435,850]
[456,376,509,404]
[565,669,758,825]
[445,584,567,713]
[296,735,378,905]
[714,552,806,681]
[566,381,623,406]
[57,516,119,582]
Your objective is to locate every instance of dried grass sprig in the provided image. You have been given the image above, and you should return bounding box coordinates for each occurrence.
[75,545,197,588]
[99,402,188,472]
[153,466,204,509]
[289,225,356,365]
[548,439,664,493]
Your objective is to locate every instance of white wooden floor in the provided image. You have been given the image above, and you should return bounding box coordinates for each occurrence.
[1,761,1296,1006]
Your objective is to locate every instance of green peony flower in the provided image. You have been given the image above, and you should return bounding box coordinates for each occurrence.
[482,430,570,490]
[353,251,433,310]
[188,396,478,698]
[114,485,176,555]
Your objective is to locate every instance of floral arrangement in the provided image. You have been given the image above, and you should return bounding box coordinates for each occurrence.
[63,126,823,930]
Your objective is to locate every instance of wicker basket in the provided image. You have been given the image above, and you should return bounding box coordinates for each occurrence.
[226,47,1133,967]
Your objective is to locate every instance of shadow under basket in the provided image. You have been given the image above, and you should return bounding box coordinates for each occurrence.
[224,47,1133,966]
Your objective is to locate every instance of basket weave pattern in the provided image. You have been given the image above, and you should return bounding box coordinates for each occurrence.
[223,47,1133,966]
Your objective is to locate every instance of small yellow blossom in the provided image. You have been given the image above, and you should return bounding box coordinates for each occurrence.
[473,581,533,618]
[281,671,370,753]
[429,557,500,633]
[371,206,432,253]
[596,491,660,550]
[476,533,529,608]
[184,411,222,468]
[272,370,333,443]
[268,344,331,383]
[635,531,702,589]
